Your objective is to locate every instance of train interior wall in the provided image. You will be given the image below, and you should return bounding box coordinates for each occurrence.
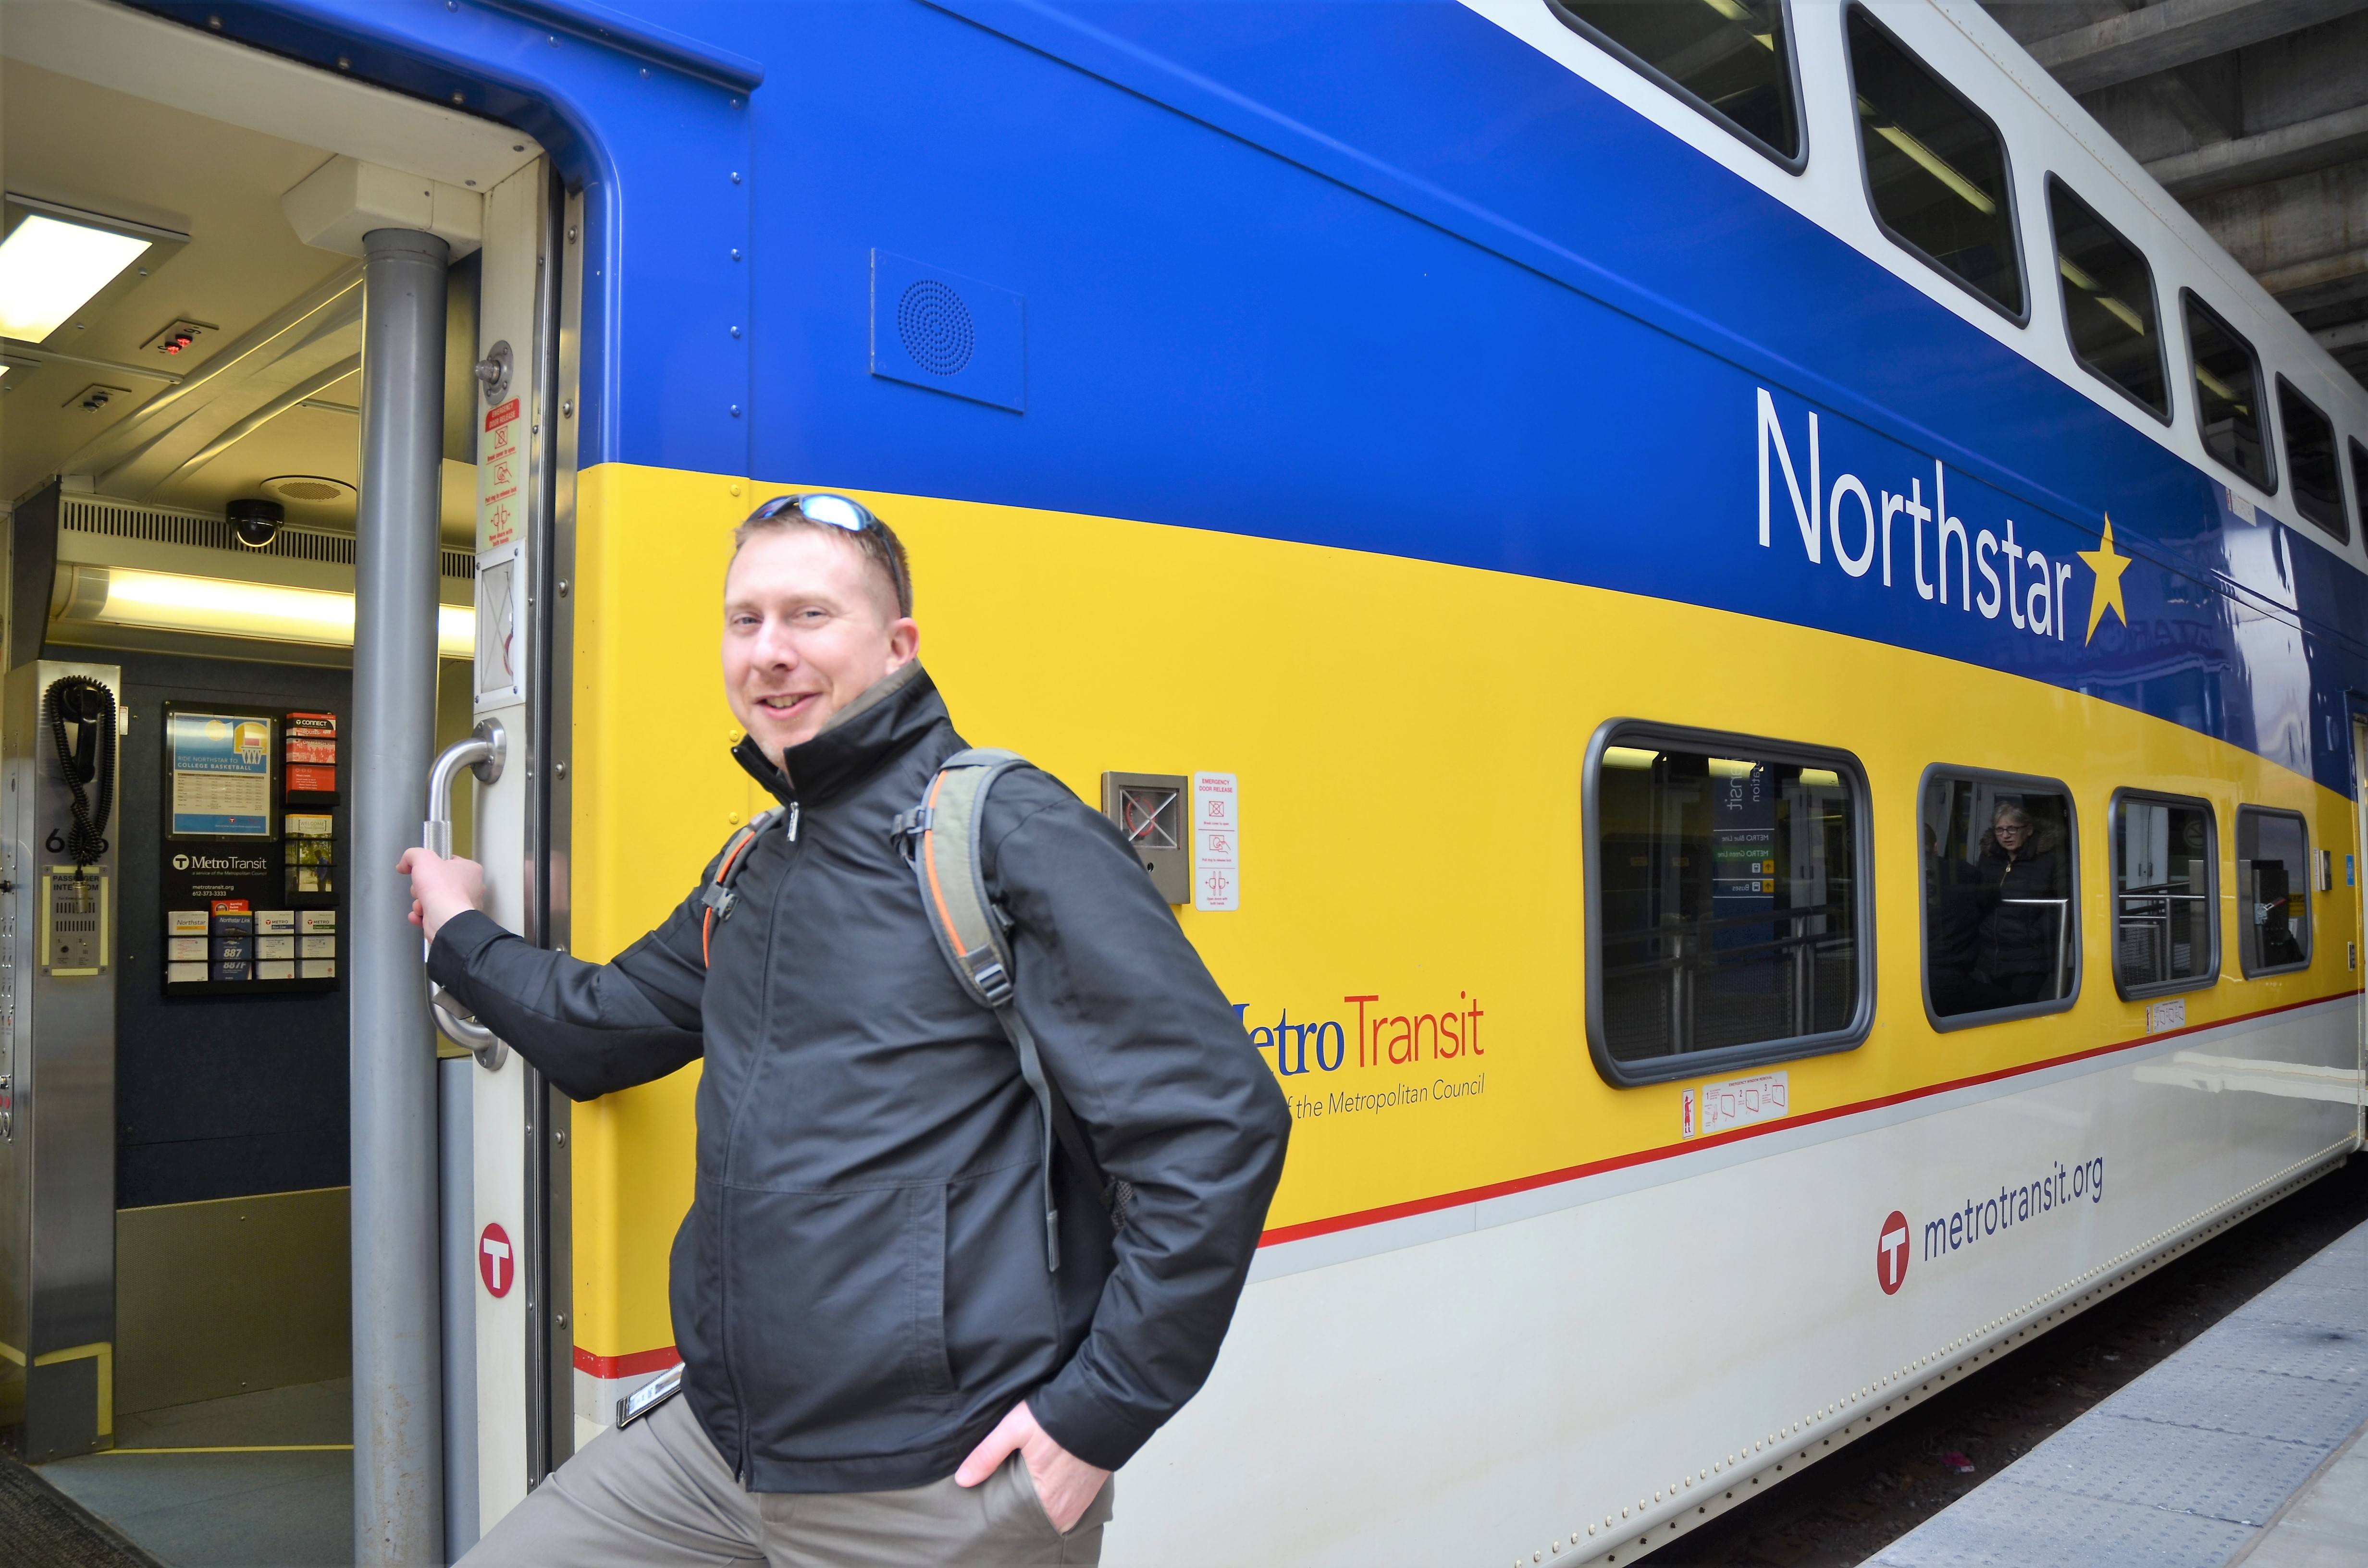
[3,25,490,1538]
[105,647,353,1418]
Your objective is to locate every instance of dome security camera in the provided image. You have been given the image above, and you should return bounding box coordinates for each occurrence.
[228,498,284,549]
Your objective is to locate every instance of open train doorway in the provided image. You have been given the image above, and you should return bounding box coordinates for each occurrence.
[0,5,562,1562]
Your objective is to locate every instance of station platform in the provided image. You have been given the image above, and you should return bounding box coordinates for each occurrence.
[1874,1214,2368,1568]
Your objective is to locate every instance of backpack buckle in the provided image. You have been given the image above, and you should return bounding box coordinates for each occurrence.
[700,882,740,922]
[970,956,1014,1007]
[890,806,934,864]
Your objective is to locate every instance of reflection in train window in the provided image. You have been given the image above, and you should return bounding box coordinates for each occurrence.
[2276,378,2348,542]
[2184,291,2275,492]
[2112,793,2216,997]
[2047,177,2167,419]
[2237,807,2311,976]
[1591,733,1866,1079]
[1548,0,1801,164]
[1922,770,2077,1023]
[1847,6,2023,318]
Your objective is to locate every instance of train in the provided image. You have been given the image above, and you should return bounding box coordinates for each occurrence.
[2,0,2362,1564]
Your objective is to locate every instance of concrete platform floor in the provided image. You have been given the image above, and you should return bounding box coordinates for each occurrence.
[2227,1420,2368,1568]
[1873,1217,2368,1568]
[37,1380,353,1568]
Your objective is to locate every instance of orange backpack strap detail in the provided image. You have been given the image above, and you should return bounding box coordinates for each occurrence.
[698,809,781,967]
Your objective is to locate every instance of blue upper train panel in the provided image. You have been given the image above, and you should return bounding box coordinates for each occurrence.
[177,0,2368,792]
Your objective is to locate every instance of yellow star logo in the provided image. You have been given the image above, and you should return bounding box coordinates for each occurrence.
[2078,514,2132,645]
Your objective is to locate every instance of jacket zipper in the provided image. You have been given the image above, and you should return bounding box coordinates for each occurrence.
[722,791,799,1484]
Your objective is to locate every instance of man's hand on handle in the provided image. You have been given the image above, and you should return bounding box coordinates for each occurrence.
[954,1401,1110,1533]
[397,848,488,943]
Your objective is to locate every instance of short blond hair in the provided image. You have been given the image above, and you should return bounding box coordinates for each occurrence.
[732,495,913,617]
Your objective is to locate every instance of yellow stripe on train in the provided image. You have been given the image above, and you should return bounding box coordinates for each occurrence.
[565,460,2359,1365]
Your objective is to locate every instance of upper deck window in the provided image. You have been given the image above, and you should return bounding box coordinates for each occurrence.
[2276,378,2347,541]
[2047,178,2167,420]
[1549,0,1802,166]
[1588,726,1868,1083]
[2352,438,2368,543]
[2183,292,2275,492]
[1846,7,2023,319]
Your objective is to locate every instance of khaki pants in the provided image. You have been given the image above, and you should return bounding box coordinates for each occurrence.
[459,1393,1114,1568]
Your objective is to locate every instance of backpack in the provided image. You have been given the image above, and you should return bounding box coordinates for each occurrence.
[698,748,1128,1272]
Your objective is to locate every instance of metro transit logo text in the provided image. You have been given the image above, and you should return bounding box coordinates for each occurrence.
[1236,992,1484,1077]
[1236,993,1489,1120]
[1924,1155,2107,1261]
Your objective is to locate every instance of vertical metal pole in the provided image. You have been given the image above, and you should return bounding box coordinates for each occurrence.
[352,226,449,1567]
[439,1054,479,1560]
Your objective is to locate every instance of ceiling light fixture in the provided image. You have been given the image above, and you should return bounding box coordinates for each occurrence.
[0,196,185,343]
[52,564,473,659]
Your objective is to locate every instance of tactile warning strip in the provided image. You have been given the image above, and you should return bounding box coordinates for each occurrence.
[1873,1217,2368,1568]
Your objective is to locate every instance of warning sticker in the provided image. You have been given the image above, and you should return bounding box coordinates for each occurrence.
[479,396,522,552]
[1191,772,1239,912]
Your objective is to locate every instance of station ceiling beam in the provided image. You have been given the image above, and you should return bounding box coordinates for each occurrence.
[2027,0,2368,94]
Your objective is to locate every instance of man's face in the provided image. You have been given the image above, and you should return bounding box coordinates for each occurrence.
[722,528,918,766]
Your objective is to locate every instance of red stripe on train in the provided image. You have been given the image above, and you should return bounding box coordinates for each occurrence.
[573,1345,682,1379]
[1256,990,2356,1248]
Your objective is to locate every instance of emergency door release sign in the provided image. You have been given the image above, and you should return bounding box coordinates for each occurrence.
[1192,772,1238,913]
[479,1221,515,1298]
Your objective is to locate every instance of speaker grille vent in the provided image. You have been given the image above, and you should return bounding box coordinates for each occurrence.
[61,495,475,579]
[897,280,975,376]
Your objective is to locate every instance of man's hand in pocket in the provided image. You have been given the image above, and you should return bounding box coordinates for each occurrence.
[954,1400,1110,1532]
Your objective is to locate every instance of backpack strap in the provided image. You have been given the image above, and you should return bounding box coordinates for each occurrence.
[894,749,1116,1271]
[700,809,781,967]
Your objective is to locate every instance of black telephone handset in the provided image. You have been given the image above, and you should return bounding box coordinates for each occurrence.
[43,676,117,869]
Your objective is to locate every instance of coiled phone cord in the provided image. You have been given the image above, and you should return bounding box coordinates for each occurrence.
[44,676,116,868]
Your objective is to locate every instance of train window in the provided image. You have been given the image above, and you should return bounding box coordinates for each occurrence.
[2111,793,2217,998]
[2236,807,2311,976]
[2353,438,2368,541]
[1921,769,2077,1026]
[2047,178,2168,420]
[2183,291,2275,492]
[1846,7,2023,319]
[1547,0,1803,167]
[1586,725,1870,1085]
[2275,378,2347,541]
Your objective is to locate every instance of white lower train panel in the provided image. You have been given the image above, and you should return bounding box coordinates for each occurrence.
[1110,1000,2364,1568]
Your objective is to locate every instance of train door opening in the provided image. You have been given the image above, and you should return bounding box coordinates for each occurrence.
[0,8,566,1563]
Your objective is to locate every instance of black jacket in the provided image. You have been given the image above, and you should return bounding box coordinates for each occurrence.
[429,663,1289,1491]
[1974,842,2069,979]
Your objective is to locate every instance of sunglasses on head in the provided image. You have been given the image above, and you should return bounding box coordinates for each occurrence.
[744,492,912,615]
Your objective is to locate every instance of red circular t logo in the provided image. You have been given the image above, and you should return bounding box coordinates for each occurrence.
[479,1222,515,1298]
[1876,1210,1911,1296]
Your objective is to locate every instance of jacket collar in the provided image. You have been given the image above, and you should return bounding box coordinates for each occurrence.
[732,659,943,805]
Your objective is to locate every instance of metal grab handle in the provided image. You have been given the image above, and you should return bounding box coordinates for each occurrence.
[425,719,508,1070]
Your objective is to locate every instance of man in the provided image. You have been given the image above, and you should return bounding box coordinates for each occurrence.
[403,493,1289,1566]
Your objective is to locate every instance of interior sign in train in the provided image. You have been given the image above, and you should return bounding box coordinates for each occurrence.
[160,702,341,995]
